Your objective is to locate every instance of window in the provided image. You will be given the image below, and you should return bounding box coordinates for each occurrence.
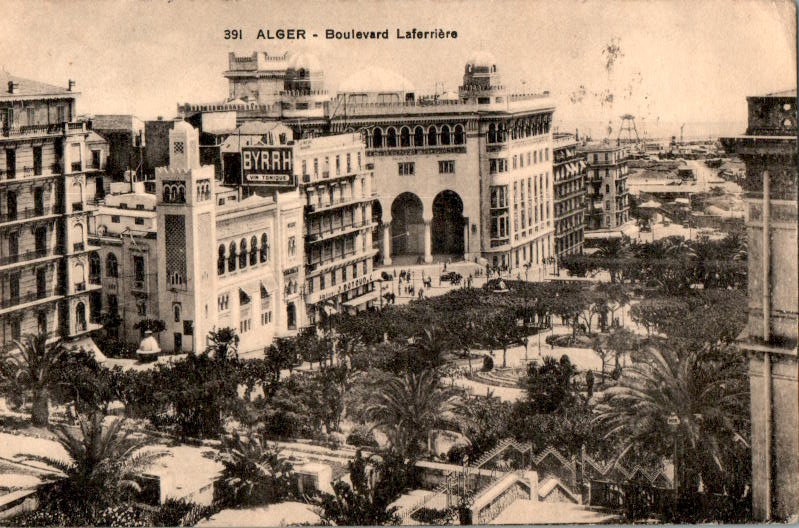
[250,236,258,266]
[342,266,347,281]
[398,162,415,176]
[320,273,325,290]
[91,150,101,169]
[218,293,230,312]
[218,245,226,275]
[336,155,341,175]
[174,333,182,352]
[438,160,455,174]
[288,236,296,258]
[136,300,146,316]
[106,254,118,277]
[346,153,351,172]
[173,141,184,154]
[33,146,42,175]
[135,217,144,225]
[357,152,361,169]
[183,320,193,335]
[174,304,181,322]
[313,158,319,176]
[133,256,145,288]
[260,233,269,262]
[111,215,120,223]
[228,242,237,272]
[261,312,273,326]
[545,148,549,161]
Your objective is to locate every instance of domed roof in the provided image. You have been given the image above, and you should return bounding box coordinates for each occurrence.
[338,66,414,94]
[172,119,195,133]
[287,51,321,72]
[137,332,161,354]
[466,50,497,69]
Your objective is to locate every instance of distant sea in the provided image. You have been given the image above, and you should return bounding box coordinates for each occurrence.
[554,120,747,142]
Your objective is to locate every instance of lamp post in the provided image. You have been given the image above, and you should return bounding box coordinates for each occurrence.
[667,413,680,497]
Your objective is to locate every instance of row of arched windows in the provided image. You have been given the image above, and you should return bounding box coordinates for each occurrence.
[487,118,551,144]
[218,233,270,275]
[365,124,465,149]
[196,180,211,201]
[163,183,186,204]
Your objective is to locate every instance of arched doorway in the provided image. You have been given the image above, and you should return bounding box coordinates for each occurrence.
[390,192,424,257]
[432,190,465,257]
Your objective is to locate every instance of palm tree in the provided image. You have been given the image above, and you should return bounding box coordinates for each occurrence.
[215,431,294,507]
[364,369,459,461]
[0,333,65,426]
[592,342,750,497]
[596,236,630,283]
[18,413,168,517]
[411,325,452,371]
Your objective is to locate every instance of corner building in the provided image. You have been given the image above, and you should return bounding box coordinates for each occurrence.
[552,133,586,257]
[178,50,558,271]
[579,142,632,233]
[155,121,304,354]
[721,89,798,521]
[0,73,104,352]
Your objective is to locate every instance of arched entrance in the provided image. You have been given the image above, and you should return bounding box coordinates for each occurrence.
[390,192,424,257]
[432,190,465,257]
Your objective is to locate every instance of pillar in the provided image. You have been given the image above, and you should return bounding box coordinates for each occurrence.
[382,223,392,266]
[423,219,432,263]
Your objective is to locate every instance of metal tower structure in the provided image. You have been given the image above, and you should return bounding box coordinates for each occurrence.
[617,114,640,144]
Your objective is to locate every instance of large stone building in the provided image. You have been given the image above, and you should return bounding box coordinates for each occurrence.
[580,142,633,236]
[552,133,586,257]
[178,50,558,272]
[721,89,798,521]
[0,73,104,352]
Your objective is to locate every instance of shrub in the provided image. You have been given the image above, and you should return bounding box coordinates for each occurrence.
[150,498,218,527]
[346,426,379,449]
[446,444,469,464]
[482,355,494,372]
[411,507,458,525]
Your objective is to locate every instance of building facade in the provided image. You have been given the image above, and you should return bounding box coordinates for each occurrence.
[0,73,104,352]
[580,142,631,232]
[294,133,378,323]
[88,180,159,345]
[721,89,798,521]
[552,133,586,257]
[178,50,558,272]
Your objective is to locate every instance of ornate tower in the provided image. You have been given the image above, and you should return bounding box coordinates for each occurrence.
[156,120,217,354]
[721,90,798,521]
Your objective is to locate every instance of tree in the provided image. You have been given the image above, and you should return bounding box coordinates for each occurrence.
[264,337,297,382]
[487,311,526,368]
[596,236,631,283]
[364,369,459,461]
[214,431,294,508]
[319,450,401,526]
[132,318,167,335]
[630,298,687,337]
[452,392,512,460]
[592,342,750,501]
[18,413,167,519]
[207,327,240,360]
[521,355,580,414]
[590,335,613,383]
[410,325,452,372]
[449,316,480,375]
[0,333,65,426]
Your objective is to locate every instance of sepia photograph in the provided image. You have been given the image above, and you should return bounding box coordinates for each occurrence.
[0,0,796,525]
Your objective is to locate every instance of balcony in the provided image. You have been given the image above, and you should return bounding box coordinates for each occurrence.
[305,220,373,243]
[71,202,83,212]
[72,242,85,252]
[0,289,60,311]
[0,245,63,267]
[306,195,367,214]
[0,122,75,141]
[74,282,86,292]
[69,162,82,173]
[89,274,101,285]
[0,206,55,224]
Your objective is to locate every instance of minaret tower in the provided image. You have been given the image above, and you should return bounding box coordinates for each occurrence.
[155,120,217,354]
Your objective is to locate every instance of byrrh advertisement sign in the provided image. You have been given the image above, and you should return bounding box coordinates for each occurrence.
[241,146,296,188]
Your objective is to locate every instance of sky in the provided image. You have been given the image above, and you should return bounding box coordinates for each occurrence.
[0,0,795,138]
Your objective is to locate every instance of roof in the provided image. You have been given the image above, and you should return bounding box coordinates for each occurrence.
[85,130,107,144]
[92,114,143,132]
[0,71,74,98]
[338,66,414,93]
[758,88,797,98]
[466,50,497,68]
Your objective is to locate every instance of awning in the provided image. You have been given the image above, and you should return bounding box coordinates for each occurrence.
[341,289,380,308]
[68,336,106,362]
[260,274,277,296]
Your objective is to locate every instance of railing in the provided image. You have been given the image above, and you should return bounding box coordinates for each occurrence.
[0,206,54,224]
[0,246,63,266]
[306,195,366,213]
[89,274,101,285]
[0,122,68,140]
[71,202,83,212]
[0,289,59,310]
[74,282,86,292]
[70,162,82,173]
[305,220,373,242]
[72,242,85,252]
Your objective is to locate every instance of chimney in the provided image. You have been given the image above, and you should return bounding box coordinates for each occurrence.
[68,79,76,91]
[7,81,16,94]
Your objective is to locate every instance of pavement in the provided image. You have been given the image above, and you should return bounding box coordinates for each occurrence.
[489,500,617,524]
